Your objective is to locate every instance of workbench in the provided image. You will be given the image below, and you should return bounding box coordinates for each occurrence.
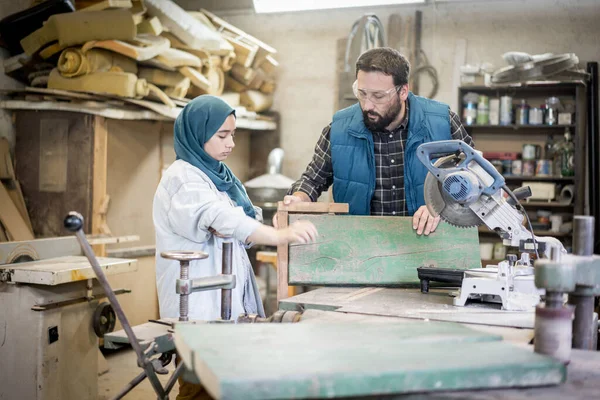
[171,206,600,399]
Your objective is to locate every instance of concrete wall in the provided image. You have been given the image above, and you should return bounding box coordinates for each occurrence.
[178,0,600,181]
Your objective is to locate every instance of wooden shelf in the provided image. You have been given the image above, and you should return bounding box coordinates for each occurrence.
[464,124,575,130]
[504,175,574,182]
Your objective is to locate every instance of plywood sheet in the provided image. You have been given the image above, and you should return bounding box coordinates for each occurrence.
[288,215,481,286]
[175,321,564,400]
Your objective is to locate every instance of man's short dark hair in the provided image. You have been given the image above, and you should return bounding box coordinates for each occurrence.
[355,48,411,87]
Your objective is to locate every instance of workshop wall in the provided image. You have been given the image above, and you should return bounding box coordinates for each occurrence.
[177,0,600,182]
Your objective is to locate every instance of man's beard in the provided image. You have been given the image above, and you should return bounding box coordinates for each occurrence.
[362,99,402,132]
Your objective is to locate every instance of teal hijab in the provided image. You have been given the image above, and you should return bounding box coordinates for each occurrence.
[174,95,256,218]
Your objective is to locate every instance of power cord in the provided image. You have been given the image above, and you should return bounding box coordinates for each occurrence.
[412,50,439,99]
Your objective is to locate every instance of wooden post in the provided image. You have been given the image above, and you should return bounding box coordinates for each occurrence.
[276,204,289,303]
[276,202,350,302]
[92,116,108,256]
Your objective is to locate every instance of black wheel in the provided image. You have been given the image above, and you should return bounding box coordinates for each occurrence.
[93,302,116,338]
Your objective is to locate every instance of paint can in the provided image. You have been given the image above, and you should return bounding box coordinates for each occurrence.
[523,144,540,160]
[536,160,552,177]
[516,99,529,125]
[476,95,489,125]
[489,98,500,125]
[463,102,477,125]
[529,107,544,125]
[500,96,513,125]
[523,160,536,176]
[502,160,512,175]
[511,160,523,175]
[491,160,504,174]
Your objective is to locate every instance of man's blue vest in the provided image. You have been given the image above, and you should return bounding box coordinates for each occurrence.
[330,92,451,215]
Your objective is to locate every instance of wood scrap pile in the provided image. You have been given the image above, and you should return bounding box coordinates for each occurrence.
[0,138,34,242]
[0,0,279,115]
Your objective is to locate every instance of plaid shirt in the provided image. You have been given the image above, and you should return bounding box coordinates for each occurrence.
[289,100,474,216]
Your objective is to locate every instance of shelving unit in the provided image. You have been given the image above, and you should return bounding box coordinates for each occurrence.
[459,82,587,255]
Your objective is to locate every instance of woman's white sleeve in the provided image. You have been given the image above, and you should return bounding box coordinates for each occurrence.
[167,182,261,243]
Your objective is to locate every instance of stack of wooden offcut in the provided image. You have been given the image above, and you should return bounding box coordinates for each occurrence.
[0,138,34,242]
[2,0,279,113]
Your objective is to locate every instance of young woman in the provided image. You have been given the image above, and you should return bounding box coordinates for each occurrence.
[153,95,317,323]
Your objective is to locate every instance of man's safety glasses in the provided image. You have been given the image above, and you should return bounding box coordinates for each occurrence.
[352,80,401,104]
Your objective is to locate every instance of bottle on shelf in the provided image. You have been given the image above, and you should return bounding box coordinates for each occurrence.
[555,127,575,177]
[544,134,554,160]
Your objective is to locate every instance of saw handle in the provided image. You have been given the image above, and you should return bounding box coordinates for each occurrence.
[416,140,505,195]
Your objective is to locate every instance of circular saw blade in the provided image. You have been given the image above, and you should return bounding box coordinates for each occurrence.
[424,156,483,228]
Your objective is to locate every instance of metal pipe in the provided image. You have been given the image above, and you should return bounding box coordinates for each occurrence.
[573,216,595,256]
[179,260,190,322]
[412,10,422,95]
[221,242,233,320]
[111,371,147,400]
[569,293,595,349]
[587,62,599,254]
[545,292,564,309]
[191,275,235,292]
[64,213,167,398]
[164,362,184,396]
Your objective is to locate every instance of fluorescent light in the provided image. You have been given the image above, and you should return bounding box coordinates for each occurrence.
[253,0,426,14]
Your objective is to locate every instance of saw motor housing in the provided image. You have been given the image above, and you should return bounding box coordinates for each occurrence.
[417,140,564,259]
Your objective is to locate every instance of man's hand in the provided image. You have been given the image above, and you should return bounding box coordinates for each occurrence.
[412,205,441,236]
[272,192,310,228]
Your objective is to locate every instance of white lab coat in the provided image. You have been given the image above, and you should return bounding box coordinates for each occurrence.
[153,159,265,321]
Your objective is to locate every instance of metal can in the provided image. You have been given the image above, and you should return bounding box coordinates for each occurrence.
[502,160,512,175]
[536,160,552,177]
[523,160,536,176]
[500,96,513,125]
[463,102,477,125]
[491,160,504,174]
[523,144,539,160]
[516,99,529,125]
[529,107,544,125]
[476,95,489,125]
[511,160,523,175]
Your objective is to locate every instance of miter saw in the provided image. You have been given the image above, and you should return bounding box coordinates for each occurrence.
[416,140,566,311]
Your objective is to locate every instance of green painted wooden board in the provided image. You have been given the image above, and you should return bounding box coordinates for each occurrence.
[288,215,481,286]
[175,321,565,400]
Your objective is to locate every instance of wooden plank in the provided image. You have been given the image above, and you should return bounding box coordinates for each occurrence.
[0,138,15,180]
[92,117,108,257]
[276,207,289,302]
[144,0,232,52]
[281,287,536,329]
[0,255,136,285]
[201,9,276,55]
[277,202,349,214]
[5,181,33,233]
[0,183,34,241]
[174,321,564,400]
[288,216,481,286]
[1,100,171,121]
[256,251,277,265]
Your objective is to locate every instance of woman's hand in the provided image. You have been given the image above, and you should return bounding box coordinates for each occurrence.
[276,220,318,245]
